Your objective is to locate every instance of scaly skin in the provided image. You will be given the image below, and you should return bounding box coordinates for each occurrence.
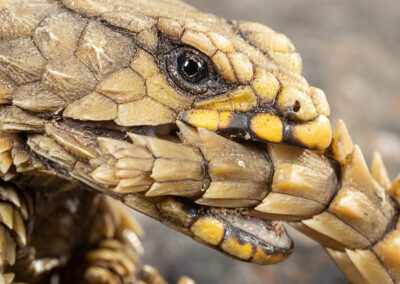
[0,0,399,283]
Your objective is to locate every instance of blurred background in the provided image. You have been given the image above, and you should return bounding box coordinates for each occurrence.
[133,0,400,283]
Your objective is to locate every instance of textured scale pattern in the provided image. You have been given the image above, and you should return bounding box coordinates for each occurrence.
[0,0,398,283]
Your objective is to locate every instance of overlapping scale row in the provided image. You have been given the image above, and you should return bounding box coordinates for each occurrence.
[57,193,188,284]
[249,143,338,221]
[0,182,30,278]
[83,239,140,284]
[75,195,145,284]
[282,120,399,284]
[91,134,204,197]
[326,209,400,284]
[0,134,13,180]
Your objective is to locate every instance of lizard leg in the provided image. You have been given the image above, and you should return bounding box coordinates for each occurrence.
[58,195,168,284]
[0,182,31,284]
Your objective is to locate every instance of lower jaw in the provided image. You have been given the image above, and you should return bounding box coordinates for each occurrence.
[125,195,294,265]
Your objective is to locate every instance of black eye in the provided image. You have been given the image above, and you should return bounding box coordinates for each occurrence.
[165,47,228,95]
[178,54,207,82]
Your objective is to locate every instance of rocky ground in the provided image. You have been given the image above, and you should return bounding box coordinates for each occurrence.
[133,1,400,283]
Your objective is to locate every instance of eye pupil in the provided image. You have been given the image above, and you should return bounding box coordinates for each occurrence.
[183,59,201,77]
[177,53,207,83]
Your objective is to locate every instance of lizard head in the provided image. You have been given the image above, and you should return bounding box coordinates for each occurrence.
[59,0,332,151]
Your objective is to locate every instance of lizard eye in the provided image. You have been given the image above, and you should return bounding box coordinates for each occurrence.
[166,47,223,95]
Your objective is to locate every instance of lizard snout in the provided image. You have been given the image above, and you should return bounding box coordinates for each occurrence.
[180,85,332,150]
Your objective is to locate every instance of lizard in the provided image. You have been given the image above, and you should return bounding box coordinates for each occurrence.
[0,0,399,283]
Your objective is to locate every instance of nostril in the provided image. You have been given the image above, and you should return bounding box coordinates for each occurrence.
[277,87,317,121]
[293,100,301,113]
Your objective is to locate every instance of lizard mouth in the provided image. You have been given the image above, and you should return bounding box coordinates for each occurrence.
[84,120,294,265]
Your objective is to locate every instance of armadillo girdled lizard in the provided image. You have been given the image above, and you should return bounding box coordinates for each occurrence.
[0,0,399,283]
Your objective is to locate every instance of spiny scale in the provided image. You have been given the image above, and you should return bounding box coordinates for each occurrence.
[252,143,338,221]
[291,121,400,283]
